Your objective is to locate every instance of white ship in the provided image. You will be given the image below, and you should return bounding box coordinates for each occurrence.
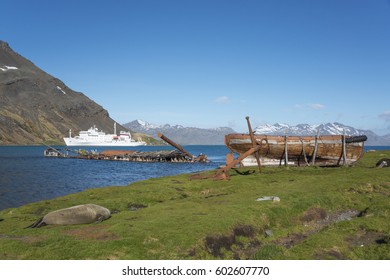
[63,123,146,146]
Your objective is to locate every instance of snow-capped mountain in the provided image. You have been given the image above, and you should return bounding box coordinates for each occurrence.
[124,120,389,146]
[123,120,235,145]
[254,122,388,146]
[255,122,361,136]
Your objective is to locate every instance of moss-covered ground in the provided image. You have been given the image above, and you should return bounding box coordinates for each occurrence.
[0,150,389,260]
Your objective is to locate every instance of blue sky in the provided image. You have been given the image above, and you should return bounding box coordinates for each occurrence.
[2,0,390,134]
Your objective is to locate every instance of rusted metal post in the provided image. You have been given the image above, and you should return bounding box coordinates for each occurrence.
[246,116,262,172]
[284,129,288,166]
[157,133,194,159]
[300,138,309,166]
[342,130,347,166]
[312,129,320,165]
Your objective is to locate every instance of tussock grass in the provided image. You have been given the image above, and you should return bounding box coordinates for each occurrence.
[0,150,389,259]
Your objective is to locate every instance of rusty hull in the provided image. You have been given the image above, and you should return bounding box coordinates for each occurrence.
[225,134,366,167]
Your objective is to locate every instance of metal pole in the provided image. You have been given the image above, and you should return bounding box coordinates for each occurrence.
[312,129,320,165]
[284,130,288,166]
[342,130,347,166]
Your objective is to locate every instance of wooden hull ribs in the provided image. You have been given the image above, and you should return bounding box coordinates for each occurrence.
[192,116,367,180]
[225,133,367,167]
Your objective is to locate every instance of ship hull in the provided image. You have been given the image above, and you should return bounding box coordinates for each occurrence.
[225,134,366,167]
[63,138,146,146]
[63,124,146,147]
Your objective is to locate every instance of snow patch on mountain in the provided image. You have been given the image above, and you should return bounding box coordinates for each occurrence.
[56,86,66,94]
[0,65,18,71]
[134,119,159,129]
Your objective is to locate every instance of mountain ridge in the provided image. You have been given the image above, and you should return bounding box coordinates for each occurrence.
[123,120,236,145]
[0,40,130,145]
[124,119,390,146]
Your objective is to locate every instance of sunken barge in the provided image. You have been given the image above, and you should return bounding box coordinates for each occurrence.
[44,133,208,163]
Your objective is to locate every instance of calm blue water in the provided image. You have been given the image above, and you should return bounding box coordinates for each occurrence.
[0,145,229,210]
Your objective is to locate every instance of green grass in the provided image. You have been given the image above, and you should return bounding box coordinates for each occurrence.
[1,150,390,259]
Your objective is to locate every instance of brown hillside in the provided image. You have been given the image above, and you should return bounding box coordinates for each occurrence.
[0,41,127,145]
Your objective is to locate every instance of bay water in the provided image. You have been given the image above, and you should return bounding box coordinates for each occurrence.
[0,145,228,210]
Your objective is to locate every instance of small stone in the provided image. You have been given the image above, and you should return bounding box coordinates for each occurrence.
[265,229,273,237]
[256,196,280,202]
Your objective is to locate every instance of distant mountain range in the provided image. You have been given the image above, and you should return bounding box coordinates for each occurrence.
[124,120,390,146]
[123,120,236,145]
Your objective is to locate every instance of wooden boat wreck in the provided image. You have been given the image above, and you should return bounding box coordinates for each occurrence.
[225,133,367,167]
[190,116,368,181]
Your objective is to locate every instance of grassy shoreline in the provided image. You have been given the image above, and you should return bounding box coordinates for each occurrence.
[1,150,390,260]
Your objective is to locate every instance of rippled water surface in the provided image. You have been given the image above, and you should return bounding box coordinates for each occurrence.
[0,145,228,210]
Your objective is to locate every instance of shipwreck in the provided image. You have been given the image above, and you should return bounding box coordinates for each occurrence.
[225,117,367,168]
[192,117,367,180]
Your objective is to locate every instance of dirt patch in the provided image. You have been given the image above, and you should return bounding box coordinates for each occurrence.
[203,224,263,259]
[0,234,47,244]
[277,209,361,249]
[233,224,256,238]
[278,233,307,249]
[325,210,360,224]
[205,234,235,258]
[300,207,327,223]
[201,209,364,259]
[314,248,346,260]
[346,230,389,247]
[63,225,117,241]
[301,208,360,229]
[300,207,361,225]
[127,203,147,211]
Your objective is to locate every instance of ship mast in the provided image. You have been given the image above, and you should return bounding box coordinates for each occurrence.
[114,122,117,135]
